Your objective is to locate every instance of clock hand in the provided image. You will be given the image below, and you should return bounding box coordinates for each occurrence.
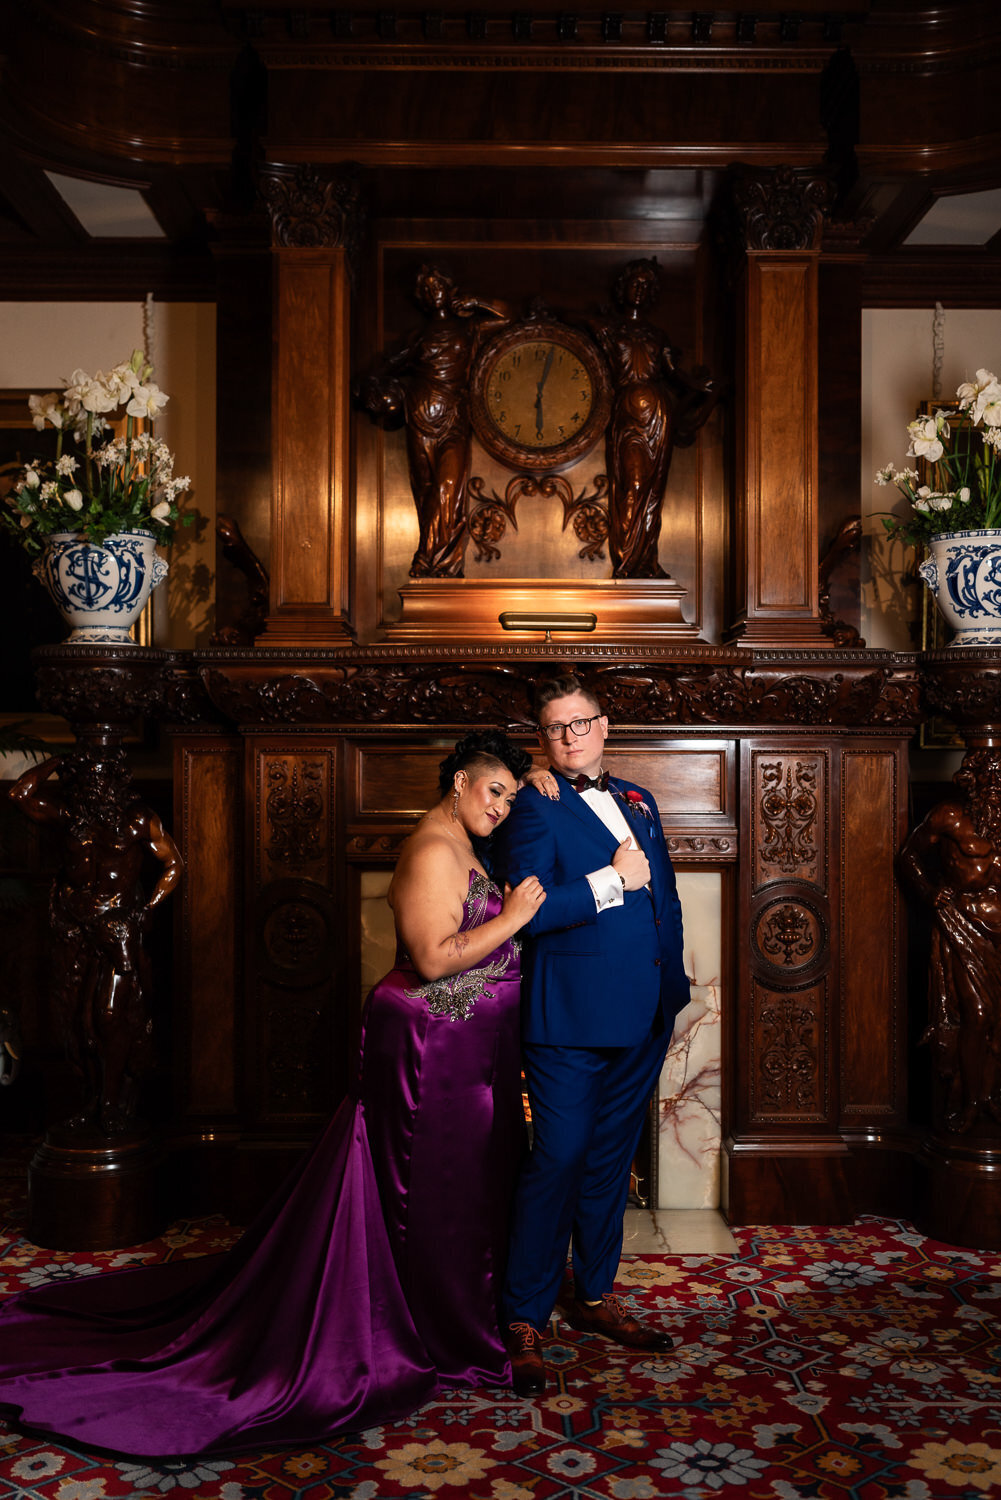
[535,346,555,437]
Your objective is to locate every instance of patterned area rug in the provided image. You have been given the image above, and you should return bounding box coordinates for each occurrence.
[1,1175,1000,1500]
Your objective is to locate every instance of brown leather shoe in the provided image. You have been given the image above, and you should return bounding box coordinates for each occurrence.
[504,1321,546,1395]
[563,1293,675,1352]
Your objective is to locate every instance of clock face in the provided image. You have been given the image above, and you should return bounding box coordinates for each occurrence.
[470,320,610,472]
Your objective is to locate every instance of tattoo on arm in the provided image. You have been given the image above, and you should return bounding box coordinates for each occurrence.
[446,932,470,960]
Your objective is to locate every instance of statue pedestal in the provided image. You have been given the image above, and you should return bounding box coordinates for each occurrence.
[913,1133,1001,1250]
[28,1128,165,1251]
[387,577,703,643]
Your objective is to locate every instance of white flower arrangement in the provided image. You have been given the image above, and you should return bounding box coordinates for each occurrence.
[875,367,1001,547]
[0,350,192,556]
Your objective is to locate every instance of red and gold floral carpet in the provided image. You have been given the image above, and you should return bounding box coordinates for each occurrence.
[1,1179,1000,1500]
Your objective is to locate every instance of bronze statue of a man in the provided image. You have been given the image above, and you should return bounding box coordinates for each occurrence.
[10,753,183,1135]
[898,749,1001,1134]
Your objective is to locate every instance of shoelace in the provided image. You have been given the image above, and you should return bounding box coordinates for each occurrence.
[508,1320,540,1350]
[578,1294,629,1321]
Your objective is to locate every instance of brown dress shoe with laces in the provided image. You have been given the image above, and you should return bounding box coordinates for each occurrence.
[563,1293,675,1351]
[504,1321,546,1395]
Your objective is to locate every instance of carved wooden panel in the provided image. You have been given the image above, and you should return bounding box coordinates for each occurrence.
[751,982,826,1121]
[250,740,346,1122]
[751,750,827,891]
[350,742,444,820]
[732,233,826,646]
[345,737,738,862]
[256,748,336,885]
[840,747,905,1118]
[264,247,354,643]
[175,738,242,1119]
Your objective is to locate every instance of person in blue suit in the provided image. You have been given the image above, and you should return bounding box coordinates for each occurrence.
[498,673,691,1394]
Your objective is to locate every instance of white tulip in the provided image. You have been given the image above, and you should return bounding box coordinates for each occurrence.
[150,500,171,522]
[25,469,40,488]
[64,490,84,510]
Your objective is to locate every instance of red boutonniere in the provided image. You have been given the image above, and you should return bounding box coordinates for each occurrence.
[618,788,654,820]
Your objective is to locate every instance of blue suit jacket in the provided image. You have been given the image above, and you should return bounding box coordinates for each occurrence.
[500,777,690,1047]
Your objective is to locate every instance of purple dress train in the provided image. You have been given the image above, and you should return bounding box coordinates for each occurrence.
[0,872,523,1457]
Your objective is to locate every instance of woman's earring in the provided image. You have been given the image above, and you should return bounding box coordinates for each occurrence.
[451,785,460,820]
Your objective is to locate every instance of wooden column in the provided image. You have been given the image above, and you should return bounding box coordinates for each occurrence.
[728,166,835,648]
[259,165,364,644]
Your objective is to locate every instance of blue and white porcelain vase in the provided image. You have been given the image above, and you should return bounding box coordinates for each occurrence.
[918,528,1001,648]
[33,530,168,645]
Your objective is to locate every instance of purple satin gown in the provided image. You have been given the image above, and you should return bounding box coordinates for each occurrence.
[0,872,524,1457]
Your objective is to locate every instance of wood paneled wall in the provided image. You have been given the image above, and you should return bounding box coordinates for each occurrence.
[172,699,912,1227]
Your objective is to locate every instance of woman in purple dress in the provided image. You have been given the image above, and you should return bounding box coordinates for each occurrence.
[0,732,545,1457]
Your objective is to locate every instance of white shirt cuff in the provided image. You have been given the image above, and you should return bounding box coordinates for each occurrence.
[586,865,624,912]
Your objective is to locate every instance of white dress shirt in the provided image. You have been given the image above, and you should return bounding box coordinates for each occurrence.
[578,782,636,912]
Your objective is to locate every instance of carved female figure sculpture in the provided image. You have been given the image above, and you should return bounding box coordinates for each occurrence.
[9,753,183,1135]
[585,259,718,578]
[898,749,1001,1134]
[356,265,506,578]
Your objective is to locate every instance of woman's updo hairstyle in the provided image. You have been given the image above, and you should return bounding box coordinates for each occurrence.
[437,730,532,796]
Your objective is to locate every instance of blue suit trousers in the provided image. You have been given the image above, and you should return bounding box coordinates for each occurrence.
[500,1020,668,1333]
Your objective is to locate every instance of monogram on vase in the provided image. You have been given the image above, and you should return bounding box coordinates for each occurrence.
[917,528,1001,648]
[34,529,169,644]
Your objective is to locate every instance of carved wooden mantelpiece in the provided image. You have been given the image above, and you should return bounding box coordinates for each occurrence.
[185,644,923,732]
[30,643,933,1230]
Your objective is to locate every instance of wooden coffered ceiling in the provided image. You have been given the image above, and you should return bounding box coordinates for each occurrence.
[1,0,999,302]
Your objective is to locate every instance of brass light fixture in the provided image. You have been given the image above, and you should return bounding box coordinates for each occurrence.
[499,612,597,642]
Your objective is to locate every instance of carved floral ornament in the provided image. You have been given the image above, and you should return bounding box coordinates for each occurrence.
[753,896,826,971]
[195,661,923,730]
[758,760,820,876]
[467,473,610,564]
[728,164,836,252]
[757,991,822,1116]
[260,163,366,257]
[264,758,326,871]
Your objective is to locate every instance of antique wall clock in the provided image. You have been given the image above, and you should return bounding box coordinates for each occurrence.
[469,319,611,473]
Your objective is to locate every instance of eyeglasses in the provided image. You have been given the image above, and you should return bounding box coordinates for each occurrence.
[539,714,602,741]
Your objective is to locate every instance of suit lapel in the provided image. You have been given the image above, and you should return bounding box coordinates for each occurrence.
[608,779,661,894]
[556,778,621,854]
[607,778,646,838]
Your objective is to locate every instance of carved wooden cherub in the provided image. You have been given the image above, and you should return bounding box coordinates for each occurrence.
[9,752,183,1135]
[355,264,507,578]
[898,749,1001,1133]
[582,258,718,578]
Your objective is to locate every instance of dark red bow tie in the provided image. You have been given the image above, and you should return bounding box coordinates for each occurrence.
[574,770,610,793]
